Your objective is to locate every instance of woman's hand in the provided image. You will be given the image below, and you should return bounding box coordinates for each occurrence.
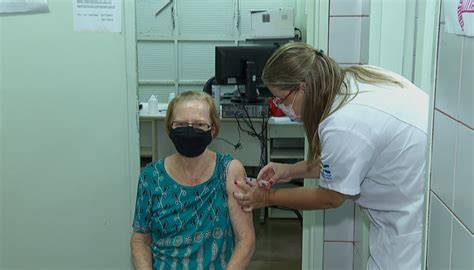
[233,178,269,212]
[256,162,293,187]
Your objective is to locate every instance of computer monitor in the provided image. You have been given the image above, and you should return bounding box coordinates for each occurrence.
[215,45,277,103]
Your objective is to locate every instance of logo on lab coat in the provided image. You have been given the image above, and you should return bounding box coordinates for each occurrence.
[321,164,332,180]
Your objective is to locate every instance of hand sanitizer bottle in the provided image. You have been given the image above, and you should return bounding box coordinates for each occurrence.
[148,95,159,114]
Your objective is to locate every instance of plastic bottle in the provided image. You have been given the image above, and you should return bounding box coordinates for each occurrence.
[148,95,159,114]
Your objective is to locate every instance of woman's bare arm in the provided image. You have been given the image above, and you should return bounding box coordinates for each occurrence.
[130,232,153,270]
[267,186,345,210]
[225,160,255,269]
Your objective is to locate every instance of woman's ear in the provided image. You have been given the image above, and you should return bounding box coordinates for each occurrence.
[211,125,216,138]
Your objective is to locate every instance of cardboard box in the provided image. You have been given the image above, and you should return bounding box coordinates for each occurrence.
[250,8,295,39]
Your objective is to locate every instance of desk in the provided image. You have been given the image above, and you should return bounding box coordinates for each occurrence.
[139,103,305,167]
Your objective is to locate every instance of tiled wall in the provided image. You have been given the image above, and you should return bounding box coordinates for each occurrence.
[328,0,370,65]
[427,2,473,269]
[324,0,370,269]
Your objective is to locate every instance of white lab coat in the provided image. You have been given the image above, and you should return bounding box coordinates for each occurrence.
[318,66,428,270]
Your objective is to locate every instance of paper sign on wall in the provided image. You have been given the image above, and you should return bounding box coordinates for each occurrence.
[73,0,121,33]
[444,0,474,36]
[0,0,49,13]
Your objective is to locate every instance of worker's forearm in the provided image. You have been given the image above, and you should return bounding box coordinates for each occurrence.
[226,237,255,270]
[267,187,339,210]
[289,160,320,180]
[131,242,153,270]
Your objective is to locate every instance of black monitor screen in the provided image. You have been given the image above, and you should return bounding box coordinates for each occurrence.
[215,45,277,103]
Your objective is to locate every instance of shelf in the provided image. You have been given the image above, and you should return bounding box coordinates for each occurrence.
[268,124,305,138]
[140,146,153,158]
[270,148,304,159]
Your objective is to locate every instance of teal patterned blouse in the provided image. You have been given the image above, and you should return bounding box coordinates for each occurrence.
[133,153,235,270]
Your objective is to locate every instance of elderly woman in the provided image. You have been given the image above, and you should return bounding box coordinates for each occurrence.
[131,91,255,270]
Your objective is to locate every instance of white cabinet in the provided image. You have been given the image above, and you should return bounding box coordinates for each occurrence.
[265,119,305,220]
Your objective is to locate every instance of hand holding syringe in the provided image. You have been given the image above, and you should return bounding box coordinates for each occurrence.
[233,162,292,212]
[243,177,272,189]
[233,177,272,212]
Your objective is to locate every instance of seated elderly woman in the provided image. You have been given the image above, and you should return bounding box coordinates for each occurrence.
[131,91,255,270]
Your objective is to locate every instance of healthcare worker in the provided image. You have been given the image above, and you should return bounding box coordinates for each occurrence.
[233,42,428,270]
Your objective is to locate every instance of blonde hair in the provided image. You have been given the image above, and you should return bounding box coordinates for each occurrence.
[262,42,404,165]
[165,91,220,138]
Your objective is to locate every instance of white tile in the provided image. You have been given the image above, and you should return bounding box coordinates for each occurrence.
[354,204,363,245]
[330,0,363,16]
[329,17,362,63]
[451,218,474,270]
[353,205,369,255]
[431,111,458,208]
[427,194,452,270]
[360,17,370,64]
[324,242,353,270]
[324,200,354,241]
[353,245,362,270]
[435,26,463,117]
[459,36,473,128]
[354,242,368,270]
[454,124,474,231]
[361,0,370,16]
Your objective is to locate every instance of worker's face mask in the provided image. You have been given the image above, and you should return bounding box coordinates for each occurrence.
[279,103,300,122]
[169,126,212,157]
[274,86,302,122]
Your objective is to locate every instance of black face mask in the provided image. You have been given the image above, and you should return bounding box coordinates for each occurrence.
[169,126,212,158]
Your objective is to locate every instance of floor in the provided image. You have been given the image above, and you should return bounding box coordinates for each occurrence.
[248,210,302,270]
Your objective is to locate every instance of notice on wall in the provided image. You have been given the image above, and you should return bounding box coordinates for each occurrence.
[444,0,474,36]
[0,0,49,13]
[73,0,121,33]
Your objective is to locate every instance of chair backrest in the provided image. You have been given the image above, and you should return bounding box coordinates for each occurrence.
[203,76,215,96]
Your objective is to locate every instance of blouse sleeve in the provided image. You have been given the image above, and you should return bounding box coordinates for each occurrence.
[132,165,154,233]
[217,154,234,186]
[318,127,376,196]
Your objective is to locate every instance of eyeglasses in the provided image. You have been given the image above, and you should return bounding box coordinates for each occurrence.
[272,89,297,108]
[171,121,212,131]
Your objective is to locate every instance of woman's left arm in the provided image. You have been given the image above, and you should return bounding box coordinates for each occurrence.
[225,160,255,270]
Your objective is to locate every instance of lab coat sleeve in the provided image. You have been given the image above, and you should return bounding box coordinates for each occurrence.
[318,127,376,196]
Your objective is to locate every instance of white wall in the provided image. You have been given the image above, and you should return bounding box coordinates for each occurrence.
[303,1,328,268]
[368,0,408,75]
[325,0,371,269]
[327,1,445,269]
[304,1,372,269]
[0,1,139,269]
[0,15,4,266]
[329,0,370,65]
[427,2,473,268]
